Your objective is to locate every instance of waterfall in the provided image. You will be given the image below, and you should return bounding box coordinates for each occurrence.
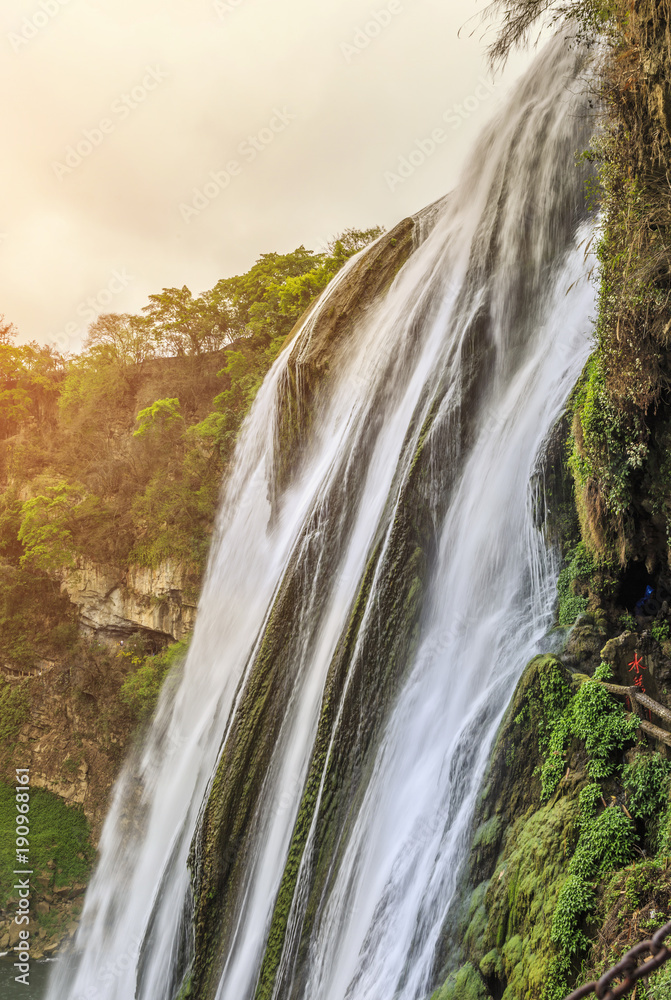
[46,31,596,1000]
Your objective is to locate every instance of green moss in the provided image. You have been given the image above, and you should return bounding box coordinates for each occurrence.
[472,816,503,855]
[0,782,94,906]
[462,882,490,958]
[436,642,670,1000]
[174,973,193,1000]
[431,962,491,1000]
[479,948,504,981]
[484,794,581,1000]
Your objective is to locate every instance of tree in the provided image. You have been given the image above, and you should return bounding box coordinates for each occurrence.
[0,388,31,433]
[0,328,65,437]
[273,227,385,322]
[84,313,155,366]
[17,480,102,572]
[206,230,383,346]
[134,398,184,440]
[208,247,322,342]
[0,314,17,345]
[327,226,384,257]
[142,286,231,356]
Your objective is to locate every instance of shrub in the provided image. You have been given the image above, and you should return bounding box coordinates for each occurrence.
[120,638,189,721]
[622,754,671,820]
[551,808,636,958]
[540,679,638,801]
[651,620,670,644]
[559,596,589,627]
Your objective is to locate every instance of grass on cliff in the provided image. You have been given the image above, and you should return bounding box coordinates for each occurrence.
[0,782,94,907]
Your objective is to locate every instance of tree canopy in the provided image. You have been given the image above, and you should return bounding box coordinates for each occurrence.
[0,225,383,572]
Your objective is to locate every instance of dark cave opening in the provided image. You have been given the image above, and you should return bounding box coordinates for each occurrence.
[618,561,657,613]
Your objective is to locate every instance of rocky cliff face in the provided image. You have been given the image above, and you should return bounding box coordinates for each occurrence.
[61,557,197,644]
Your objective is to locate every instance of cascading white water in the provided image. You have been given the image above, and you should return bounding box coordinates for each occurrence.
[46,31,596,1000]
[289,237,594,1000]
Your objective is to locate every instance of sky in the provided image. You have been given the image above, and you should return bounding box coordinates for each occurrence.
[0,0,535,352]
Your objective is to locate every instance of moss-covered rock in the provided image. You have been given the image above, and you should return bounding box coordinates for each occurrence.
[481,793,582,999]
[468,654,571,885]
[430,961,492,1000]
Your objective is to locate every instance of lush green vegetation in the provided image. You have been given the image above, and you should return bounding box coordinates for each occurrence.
[537,666,671,1000]
[458,9,671,961]
[527,661,668,998]
[539,665,638,798]
[120,637,190,721]
[486,0,671,578]
[0,782,95,906]
[0,228,381,668]
[447,654,671,1000]
[572,4,671,568]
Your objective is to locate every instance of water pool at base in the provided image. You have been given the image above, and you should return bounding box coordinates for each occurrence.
[0,959,53,1000]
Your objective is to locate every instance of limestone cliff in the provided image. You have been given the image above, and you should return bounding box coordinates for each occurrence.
[60,557,197,643]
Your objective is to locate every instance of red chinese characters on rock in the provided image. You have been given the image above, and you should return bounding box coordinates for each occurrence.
[628,652,653,719]
[628,652,646,691]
